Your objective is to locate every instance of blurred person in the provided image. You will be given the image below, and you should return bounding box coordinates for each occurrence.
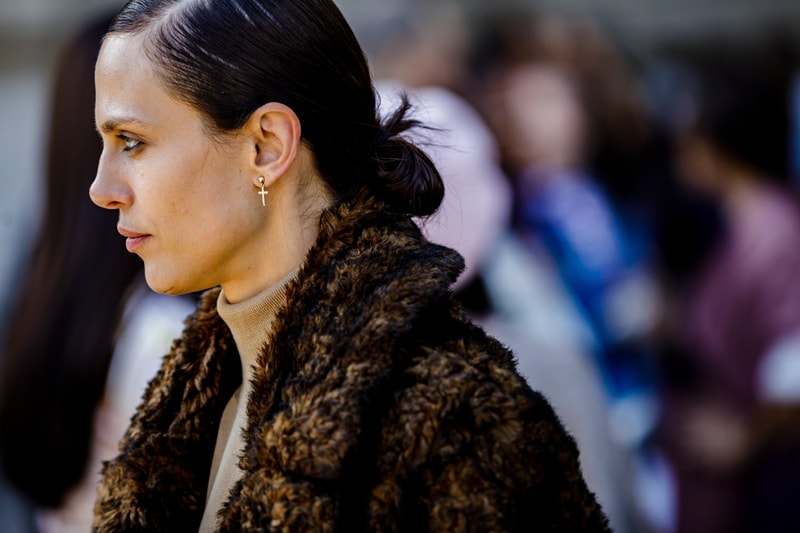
[470,10,660,451]
[655,35,800,533]
[377,80,636,533]
[468,11,671,532]
[0,14,195,533]
[88,0,611,530]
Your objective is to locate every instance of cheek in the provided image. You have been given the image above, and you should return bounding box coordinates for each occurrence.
[145,140,251,235]
[184,173,253,240]
[132,158,202,238]
[153,152,216,206]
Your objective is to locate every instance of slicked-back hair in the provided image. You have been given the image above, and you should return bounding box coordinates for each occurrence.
[108,0,444,216]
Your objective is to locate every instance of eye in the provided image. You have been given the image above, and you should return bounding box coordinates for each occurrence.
[118,133,142,152]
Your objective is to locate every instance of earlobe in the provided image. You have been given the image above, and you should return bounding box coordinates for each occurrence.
[249,102,301,187]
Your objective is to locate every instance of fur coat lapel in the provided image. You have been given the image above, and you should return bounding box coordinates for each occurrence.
[224,199,465,529]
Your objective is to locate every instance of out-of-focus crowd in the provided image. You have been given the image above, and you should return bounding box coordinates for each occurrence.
[2,3,800,532]
[363,4,800,533]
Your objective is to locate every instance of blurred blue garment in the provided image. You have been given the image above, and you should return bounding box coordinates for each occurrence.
[516,165,659,447]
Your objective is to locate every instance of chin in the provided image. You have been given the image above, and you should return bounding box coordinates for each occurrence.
[144,268,185,295]
[144,279,179,295]
[144,264,216,296]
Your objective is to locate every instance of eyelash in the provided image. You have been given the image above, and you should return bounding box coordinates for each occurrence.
[117,134,142,152]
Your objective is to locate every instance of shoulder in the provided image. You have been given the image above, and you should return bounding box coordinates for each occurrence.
[400,322,565,439]
[394,305,575,461]
[383,316,610,530]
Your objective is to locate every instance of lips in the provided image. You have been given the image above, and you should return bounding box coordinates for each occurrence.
[118,226,151,253]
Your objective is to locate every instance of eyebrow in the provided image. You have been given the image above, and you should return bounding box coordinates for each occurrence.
[97,117,149,134]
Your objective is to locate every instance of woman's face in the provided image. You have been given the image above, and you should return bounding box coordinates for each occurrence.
[91,34,266,296]
[485,64,586,175]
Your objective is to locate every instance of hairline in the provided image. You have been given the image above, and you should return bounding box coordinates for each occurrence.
[104,2,240,142]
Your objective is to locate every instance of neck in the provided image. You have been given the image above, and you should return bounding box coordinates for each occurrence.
[222,154,333,304]
[217,269,297,377]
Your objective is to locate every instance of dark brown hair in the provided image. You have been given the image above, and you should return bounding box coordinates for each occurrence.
[108,0,444,216]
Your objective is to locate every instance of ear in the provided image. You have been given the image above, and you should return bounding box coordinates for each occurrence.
[246,102,301,188]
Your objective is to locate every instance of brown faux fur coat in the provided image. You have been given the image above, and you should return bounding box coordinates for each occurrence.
[93,196,610,532]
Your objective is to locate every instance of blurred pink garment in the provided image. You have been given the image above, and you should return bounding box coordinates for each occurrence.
[375,81,512,290]
[666,184,800,533]
[684,184,800,407]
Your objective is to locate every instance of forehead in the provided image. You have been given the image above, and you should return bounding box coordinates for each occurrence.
[96,33,155,97]
[95,33,200,132]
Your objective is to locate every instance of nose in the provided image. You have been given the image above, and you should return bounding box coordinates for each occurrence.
[90,150,131,210]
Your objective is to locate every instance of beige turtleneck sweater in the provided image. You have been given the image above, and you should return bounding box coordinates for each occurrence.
[198,269,298,532]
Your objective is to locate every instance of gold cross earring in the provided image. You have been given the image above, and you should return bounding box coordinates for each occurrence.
[258,176,268,207]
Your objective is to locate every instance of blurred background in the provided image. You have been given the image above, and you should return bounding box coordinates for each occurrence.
[2,0,800,531]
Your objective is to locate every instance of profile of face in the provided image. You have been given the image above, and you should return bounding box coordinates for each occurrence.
[91,33,275,297]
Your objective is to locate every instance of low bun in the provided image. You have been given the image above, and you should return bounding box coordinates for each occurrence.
[372,95,444,217]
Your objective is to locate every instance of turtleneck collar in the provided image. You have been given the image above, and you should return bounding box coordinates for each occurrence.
[216,268,299,382]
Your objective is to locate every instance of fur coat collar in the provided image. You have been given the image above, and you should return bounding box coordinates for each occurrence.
[94,196,609,532]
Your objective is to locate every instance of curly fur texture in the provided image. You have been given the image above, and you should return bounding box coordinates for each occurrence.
[93,195,610,532]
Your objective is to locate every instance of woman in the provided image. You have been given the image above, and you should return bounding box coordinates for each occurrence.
[89,0,610,531]
[0,13,194,533]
